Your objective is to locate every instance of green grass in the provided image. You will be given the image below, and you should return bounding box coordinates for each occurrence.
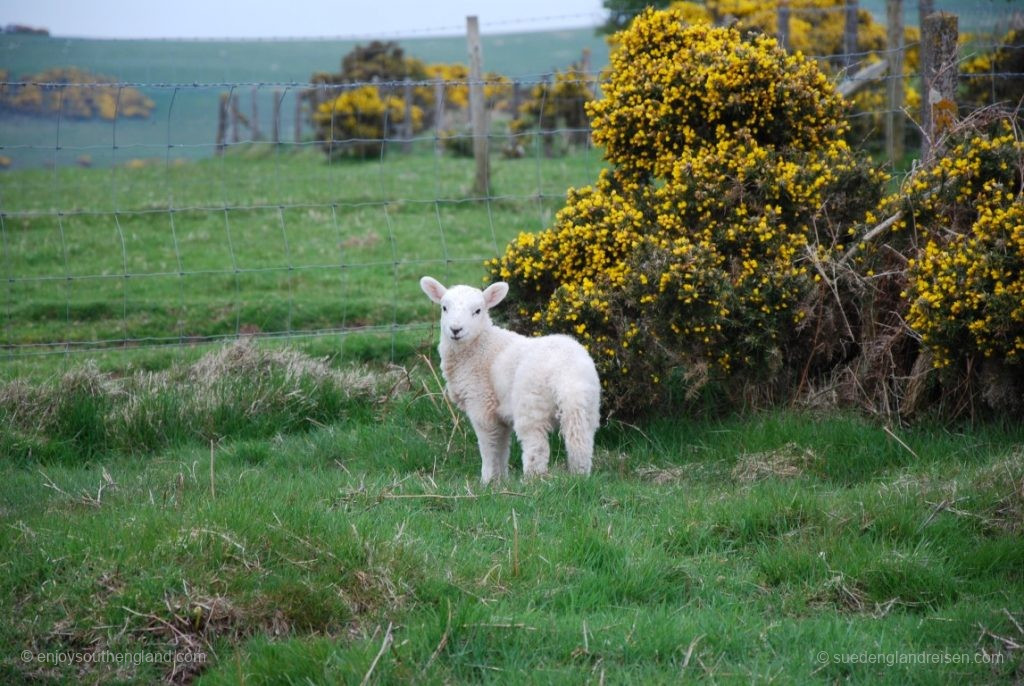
[1,144,604,358]
[1,345,1023,684]
[3,92,1023,683]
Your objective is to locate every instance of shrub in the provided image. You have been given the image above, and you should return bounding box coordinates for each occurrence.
[961,28,1024,109]
[834,112,1024,416]
[511,61,595,155]
[488,10,884,416]
[308,42,509,160]
[424,63,510,114]
[309,42,428,159]
[895,120,1024,369]
[664,1,921,151]
[0,67,154,120]
[312,85,423,159]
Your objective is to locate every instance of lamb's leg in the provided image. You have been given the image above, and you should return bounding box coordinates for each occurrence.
[516,421,551,478]
[559,403,597,475]
[474,420,511,484]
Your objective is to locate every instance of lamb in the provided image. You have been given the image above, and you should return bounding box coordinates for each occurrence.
[420,276,601,483]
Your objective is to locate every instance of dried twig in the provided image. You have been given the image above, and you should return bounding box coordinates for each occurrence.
[681,634,705,671]
[379,491,525,501]
[882,425,919,460]
[839,211,903,266]
[360,622,394,686]
[420,600,452,677]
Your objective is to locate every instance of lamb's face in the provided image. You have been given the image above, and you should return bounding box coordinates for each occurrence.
[420,276,509,346]
[439,286,490,344]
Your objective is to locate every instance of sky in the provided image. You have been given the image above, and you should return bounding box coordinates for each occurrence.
[2,0,607,39]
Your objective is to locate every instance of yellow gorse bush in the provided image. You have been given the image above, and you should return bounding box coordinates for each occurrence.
[1,67,154,120]
[512,61,595,149]
[961,29,1024,109]
[889,122,1024,369]
[666,0,920,150]
[489,9,883,415]
[312,85,423,158]
[588,13,846,181]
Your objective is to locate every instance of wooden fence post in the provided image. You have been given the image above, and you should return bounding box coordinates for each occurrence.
[230,93,241,144]
[885,0,905,166]
[272,89,282,146]
[920,12,958,161]
[295,91,304,144]
[777,0,791,52]
[250,87,261,141]
[467,15,490,196]
[402,77,414,153]
[844,0,859,69]
[433,77,445,157]
[917,0,935,156]
[215,93,228,155]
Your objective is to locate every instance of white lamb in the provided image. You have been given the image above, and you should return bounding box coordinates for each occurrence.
[420,276,601,483]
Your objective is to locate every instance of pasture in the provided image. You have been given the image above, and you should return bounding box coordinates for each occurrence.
[3,8,1024,679]
[1,147,1023,684]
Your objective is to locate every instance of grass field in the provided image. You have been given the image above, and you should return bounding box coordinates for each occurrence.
[1,144,602,361]
[2,37,1023,682]
[1,343,1022,684]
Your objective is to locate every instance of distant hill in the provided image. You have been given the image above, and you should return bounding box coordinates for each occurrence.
[0,28,609,84]
[0,28,609,169]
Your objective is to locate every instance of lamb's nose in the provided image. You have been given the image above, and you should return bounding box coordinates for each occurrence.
[450,326,463,336]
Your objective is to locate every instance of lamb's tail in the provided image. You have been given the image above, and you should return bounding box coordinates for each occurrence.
[557,381,600,475]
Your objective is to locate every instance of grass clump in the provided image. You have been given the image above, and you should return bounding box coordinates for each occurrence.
[0,339,400,463]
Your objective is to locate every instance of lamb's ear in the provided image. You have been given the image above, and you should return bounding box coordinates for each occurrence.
[420,276,447,304]
[482,282,509,310]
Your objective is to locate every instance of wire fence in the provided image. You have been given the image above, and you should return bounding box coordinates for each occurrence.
[1,1,1022,363]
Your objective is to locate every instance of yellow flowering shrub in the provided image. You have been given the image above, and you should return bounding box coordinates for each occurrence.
[423,63,510,113]
[589,14,846,181]
[891,120,1024,370]
[309,40,510,159]
[312,85,423,159]
[961,29,1024,109]
[667,0,920,151]
[512,61,595,154]
[488,10,883,415]
[1,67,154,120]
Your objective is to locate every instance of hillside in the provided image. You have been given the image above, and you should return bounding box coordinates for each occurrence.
[0,29,608,169]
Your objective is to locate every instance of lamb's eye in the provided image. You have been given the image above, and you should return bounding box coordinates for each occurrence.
[474,308,481,315]
[442,306,447,312]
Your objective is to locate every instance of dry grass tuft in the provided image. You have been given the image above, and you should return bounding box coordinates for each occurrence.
[731,443,820,483]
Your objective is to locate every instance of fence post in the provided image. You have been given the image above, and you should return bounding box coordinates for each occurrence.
[920,12,958,161]
[433,78,445,157]
[294,91,304,144]
[272,89,281,146]
[885,0,905,166]
[215,93,228,155]
[466,15,490,196]
[917,0,934,156]
[844,0,859,69]
[402,77,414,154]
[777,0,791,52]
[230,93,241,144]
[250,87,261,141]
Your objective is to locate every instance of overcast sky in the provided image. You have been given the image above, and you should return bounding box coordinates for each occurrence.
[2,0,607,39]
